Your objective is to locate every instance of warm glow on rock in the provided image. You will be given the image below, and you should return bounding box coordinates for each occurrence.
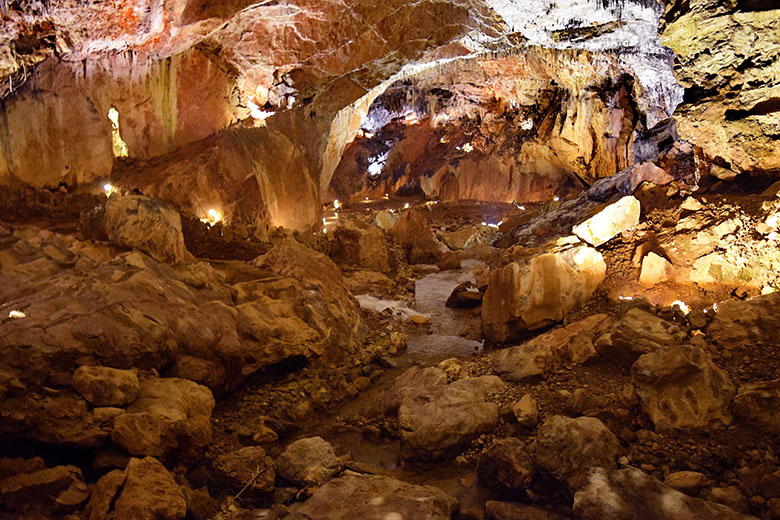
[107,108,129,159]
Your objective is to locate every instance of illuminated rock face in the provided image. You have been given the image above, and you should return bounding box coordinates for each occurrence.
[662,0,780,176]
[481,243,607,342]
[572,196,641,247]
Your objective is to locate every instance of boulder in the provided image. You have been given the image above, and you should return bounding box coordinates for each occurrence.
[374,210,398,231]
[275,437,342,487]
[446,281,483,309]
[99,195,191,264]
[629,162,675,191]
[436,250,461,271]
[512,394,539,427]
[665,471,708,495]
[639,252,672,288]
[332,220,390,272]
[379,366,448,414]
[572,196,641,247]
[213,446,275,494]
[85,470,127,520]
[70,365,140,407]
[111,377,215,457]
[733,380,780,434]
[492,343,558,382]
[632,346,735,431]
[398,376,504,460]
[477,438,535,493]
[535,415,621,488]
[444,226,480,250]
[390,209,443,264]
[0,465,88,512]
[111,457,187,520]
[482,243,606,342]
[573,467,755,520]
[286,473,457,520]
[706,293,780,350]
[595,308,685,367]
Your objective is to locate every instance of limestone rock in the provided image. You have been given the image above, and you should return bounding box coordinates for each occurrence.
[436,250,461,271]
[733,380,780,434]
[482,244,606,342]
[665,471,708,495]
[632,346,735,432]
[275,437,342,487]
[0,465,87,512]
[70,365,140,407]
[85,470,127,520]
[112,457,187,520]
[444,226,481,250]
[379,366,448,414]
[100,195,191,264]
[639,252,672,288]
[573,467,755,520]
[629,161,675,191]
[535,415,621,488]
[390,209,443,264]
[595,308,685,367]
[332,220,390,273]
[213,446,275,494]
[446,281,483,309]
[398,376,504,461]
[286,473,457,520]
[111,377,215,457]
[374,210,398,231]
[706,293,780,350]
[492,343,558,382]
[572,196,641,247]
[477,438,535,493]
[512,394,539,427]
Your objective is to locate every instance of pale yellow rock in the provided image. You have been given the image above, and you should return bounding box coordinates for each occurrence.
[572,196,641,247]
[710,165,738,182]
[665,471,707,495]
[639,252,672,288]
[680,197,703,212]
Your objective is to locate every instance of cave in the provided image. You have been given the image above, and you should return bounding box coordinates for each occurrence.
[0,0,779,518]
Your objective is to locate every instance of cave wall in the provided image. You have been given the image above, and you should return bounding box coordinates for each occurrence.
[661,0,780,176]
[0,48,238,187]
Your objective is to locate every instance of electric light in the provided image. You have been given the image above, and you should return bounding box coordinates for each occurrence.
[103,183,116,197]
[672,300,690,314]
[365,196,369,201]
[619,296,633,301]
[201,209,223,226]
[8,310,25,319]
[462,143,474,153]
[554,196,560,202]
[333,199,341,210]
[404,203,410,209]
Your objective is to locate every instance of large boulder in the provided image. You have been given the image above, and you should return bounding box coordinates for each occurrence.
[213,446,275,494]
[286,473,458,520]
[111,377,215,457]
[98,195,191,264]
[332,219,390,272]
[572,196,641,247]
[706,293,780,350]
[534,415,621,488]
[398,376,505,461]
[70,365,140,407]
[379,366,448,414]
[110,457,186,520]
[492,343,558,382]
[477,438,536,493]
[733,380,780,434]
[595,308,686,367]
[252,237,361,358]
[573,467,756,520]
[482,243,606,342]
[275,437,342,487]
[390,209,443,264]
[632,346,735,432]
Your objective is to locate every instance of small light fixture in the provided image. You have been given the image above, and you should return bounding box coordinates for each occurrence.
[672,300,690,314]
[334,199,342,210]
[553,196,560,202]
[103,183,116,197]
[404,203,410,209]
[8,310,26,319]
